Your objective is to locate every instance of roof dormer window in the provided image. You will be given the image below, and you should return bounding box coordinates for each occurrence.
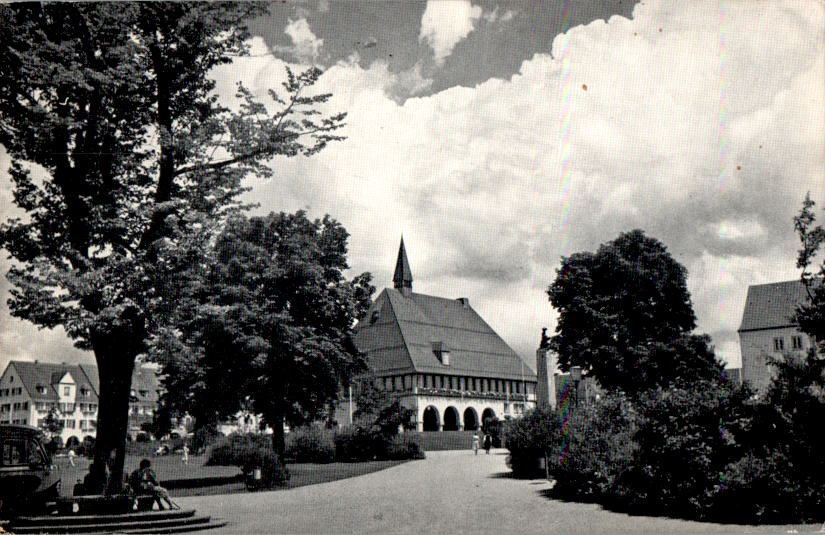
[432,341,450,366]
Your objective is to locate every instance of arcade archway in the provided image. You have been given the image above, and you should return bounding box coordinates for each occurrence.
[423,406,440,431]
[443,406,460,431]
[481,408,496,429]
[463,407,479,431]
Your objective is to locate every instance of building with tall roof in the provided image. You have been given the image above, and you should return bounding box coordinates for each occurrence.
[0,361,160,444]
[352,239,537,431]
[738,279,815,394]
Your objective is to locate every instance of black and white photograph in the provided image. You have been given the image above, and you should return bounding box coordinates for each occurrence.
[0,1,823,533]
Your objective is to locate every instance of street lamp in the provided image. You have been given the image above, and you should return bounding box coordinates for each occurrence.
[570,366,582,408]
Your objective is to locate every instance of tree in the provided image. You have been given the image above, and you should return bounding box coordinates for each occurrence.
[547,230,720,394]
[156,211,373,456]
[41,407,64,438]
[793,193,825,346]
[0,3,346,492]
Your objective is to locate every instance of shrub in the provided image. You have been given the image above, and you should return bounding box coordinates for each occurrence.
[546,393,636,502]
[192,424,224,453]
[615,380,750,519]
[505,407,554,477]
[386,433,425,460]
[334,425,386,462]
[285,424,335,463]
[713,351,825,523]
[206,432,289,488]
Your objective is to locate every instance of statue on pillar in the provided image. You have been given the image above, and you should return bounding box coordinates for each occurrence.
[539,327,550,350]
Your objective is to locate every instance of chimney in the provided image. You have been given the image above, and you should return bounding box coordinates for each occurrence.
[456,297,469,308]
[432,341,450,366]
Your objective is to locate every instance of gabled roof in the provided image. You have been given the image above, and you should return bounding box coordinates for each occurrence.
[8,361,98,402]
[2,361,160,404]
[738,279,810,332]
[355,288,537,382]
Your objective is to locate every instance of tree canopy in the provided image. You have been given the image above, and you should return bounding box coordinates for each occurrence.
[156,211,374,455]
[793,193,825,346]
[0,3,346,491]
[547,229,721,393]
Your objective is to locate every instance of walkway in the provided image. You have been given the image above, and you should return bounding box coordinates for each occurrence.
[177,450,817,534]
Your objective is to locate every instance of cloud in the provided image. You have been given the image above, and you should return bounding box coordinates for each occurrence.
[226,1,822,368]
[1,1,822,373]
[419,0,482,66]
[283,18,323,63]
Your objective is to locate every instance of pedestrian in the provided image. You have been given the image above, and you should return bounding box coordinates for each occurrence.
[483,432,492,455]
[67,448,76,467]
[472,433,480,455]
[182,444,189,465]
[128,458,178,510]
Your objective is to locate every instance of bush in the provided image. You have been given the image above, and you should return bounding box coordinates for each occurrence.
[547,394,636,502]
[504,407,554,477]
[334,425,386,462]
[206,433,289,488]
[386,433,425,460]
[713,351,825,523]
[285,424,335,463]
[192,424,224,453]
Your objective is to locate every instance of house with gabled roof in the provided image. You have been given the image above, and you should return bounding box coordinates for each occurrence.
[352,239,537,431]
[738,279,816,394]
[0,360,160,445]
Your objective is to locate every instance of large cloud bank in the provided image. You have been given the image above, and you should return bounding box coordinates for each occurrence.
[1,1,822,373]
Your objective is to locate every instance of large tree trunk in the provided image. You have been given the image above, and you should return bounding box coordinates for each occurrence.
[270,405,286,457]
[86,309,144,495]
[90,353,136,494]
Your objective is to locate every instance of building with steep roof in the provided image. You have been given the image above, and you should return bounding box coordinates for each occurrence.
[738,279,815,394]
[0,361,160,444]
[352,239,537,431]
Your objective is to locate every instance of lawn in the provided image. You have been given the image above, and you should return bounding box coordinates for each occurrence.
[54,454,409,498]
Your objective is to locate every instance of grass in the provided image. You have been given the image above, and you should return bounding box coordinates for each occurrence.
[54,454,409,498]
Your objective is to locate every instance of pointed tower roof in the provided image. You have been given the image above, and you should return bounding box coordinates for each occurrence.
[393,237,413,293]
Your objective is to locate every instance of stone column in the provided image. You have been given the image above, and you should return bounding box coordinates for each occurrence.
[535,348,558,410]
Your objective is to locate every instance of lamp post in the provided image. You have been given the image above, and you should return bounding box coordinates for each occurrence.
[570,366,582,408]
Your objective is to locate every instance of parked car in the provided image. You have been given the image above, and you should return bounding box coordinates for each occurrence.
[0,424,61,516]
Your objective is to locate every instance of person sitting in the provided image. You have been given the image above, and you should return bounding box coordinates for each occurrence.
[128,459,178,510]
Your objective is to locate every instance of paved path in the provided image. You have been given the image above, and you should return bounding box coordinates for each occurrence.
[177,450,818,534]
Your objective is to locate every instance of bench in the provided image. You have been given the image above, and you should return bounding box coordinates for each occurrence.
[59,493,159,515]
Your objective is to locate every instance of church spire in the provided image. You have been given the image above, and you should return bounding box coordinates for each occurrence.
[393,237,413,295]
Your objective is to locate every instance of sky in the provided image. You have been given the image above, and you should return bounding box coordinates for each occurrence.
[1,0,823,374]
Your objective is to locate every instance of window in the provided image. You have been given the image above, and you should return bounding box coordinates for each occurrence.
[2,440,27,466]
[773,337,785,351]
[22,402,27,410]
[792,335,804,350]
[80,388,90,397]
[36,385,46,394]
[63,386,71,396]
[9,376,13,383]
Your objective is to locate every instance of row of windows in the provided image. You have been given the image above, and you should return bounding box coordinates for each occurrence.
[130,406,154,416]
[380,374,533,395]
[0,402,29,412]
[34,402,99,413]
[773,335,805,352]
[0,388,24,397]
[35,418,97,430]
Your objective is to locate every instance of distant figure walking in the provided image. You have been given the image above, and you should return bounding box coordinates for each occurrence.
[182,445,189,465]
[68,449,76,467]
[472,434,480,455]
[128,459,178,510]
[483,433,492,455]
